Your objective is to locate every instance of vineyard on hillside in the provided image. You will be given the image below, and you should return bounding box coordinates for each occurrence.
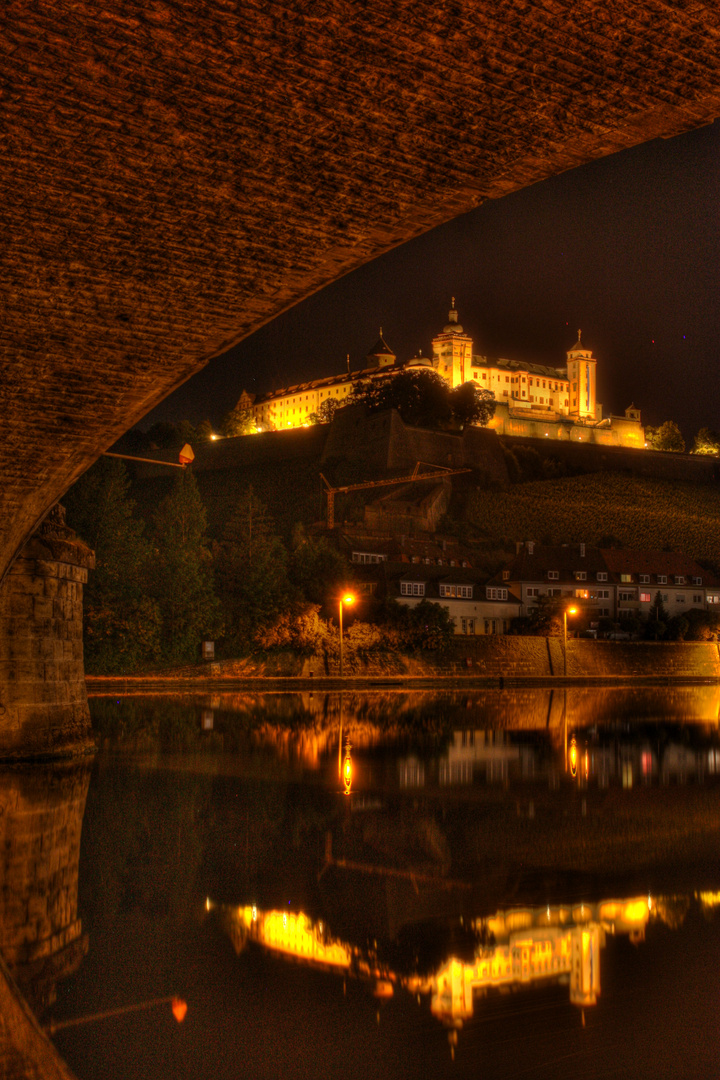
[466,473,720,565]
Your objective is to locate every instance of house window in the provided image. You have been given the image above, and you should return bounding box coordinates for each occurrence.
[400,582,425,597]
[575,571,586,581]
[596,589,610,599]
[596,572,608,582]
[526,587,540,597]
[693,594,703,604]
[675,576,686,585]
[676,595,685,604]
[486,587,508,600]
[639,574,650,584]
[502,570,510,581]
[693,576,703,585]
[708,594,720,604]
[575,589,589,599]
[619,591,635,601]
[620,573,632,583]
[440,584,473,599]
[548,588,562,597]
[639,592,651,603]
[657,575,667,585]
[547,571,559,580]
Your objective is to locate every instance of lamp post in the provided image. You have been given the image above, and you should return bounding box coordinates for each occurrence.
[563,605,578,677]
[338,593,355,678]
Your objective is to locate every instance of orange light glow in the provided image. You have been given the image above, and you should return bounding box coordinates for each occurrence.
[567,606,578,616]
[342,594,355,606]
[343,749,353,794]
[171,998,187,1023]
[569,739,578,778]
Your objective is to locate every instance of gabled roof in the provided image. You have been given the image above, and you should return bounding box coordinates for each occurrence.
[471,354,568,379]
[503,543,607,582]
[600,548,717,583]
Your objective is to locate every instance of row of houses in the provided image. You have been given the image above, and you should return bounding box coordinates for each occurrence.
[338,532,720,636]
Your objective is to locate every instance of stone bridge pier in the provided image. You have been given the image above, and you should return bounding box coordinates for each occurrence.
[0,506,94,761]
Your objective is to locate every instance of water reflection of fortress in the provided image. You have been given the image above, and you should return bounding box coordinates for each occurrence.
[222,892,713,1029]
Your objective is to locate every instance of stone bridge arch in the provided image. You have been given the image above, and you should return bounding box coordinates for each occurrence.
[3,1,720,582]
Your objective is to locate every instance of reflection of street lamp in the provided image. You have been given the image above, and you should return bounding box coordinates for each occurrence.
[563,606,578,677]
[338,593,355,678]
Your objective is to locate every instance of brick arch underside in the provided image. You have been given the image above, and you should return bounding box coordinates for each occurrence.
[3,0,720,579]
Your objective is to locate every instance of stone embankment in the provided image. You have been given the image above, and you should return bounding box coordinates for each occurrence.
[84,637,720,691]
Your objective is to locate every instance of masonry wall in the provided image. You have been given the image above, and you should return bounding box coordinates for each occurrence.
[499,434,720,483]
[0,507,95,759]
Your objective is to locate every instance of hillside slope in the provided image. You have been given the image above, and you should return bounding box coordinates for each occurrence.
[467,473,720,565]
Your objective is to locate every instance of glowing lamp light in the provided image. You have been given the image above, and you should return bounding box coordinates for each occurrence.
[171,998,188,1024]
[568,606,578,616]
[342,594,355,606]
[569,738,578,778]
[343,748,353,794]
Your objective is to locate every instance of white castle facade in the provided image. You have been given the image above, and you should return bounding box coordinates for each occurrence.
[238,303,645,448]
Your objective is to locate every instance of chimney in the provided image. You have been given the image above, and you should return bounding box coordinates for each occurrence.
[580,543,586,558]
[526,540,535,555]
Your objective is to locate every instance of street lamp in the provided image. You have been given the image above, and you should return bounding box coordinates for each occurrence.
[563,605,578,677]
[338,593,355,678]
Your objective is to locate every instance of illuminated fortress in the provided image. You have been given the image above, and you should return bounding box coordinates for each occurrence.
[240,302,645,449]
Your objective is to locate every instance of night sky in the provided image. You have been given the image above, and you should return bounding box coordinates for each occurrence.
[145,120,720,443]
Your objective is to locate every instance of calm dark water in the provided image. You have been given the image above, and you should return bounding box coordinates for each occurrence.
[3,687,720,1079]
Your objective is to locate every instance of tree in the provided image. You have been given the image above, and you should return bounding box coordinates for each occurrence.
[195,419,215,442]
[526,595,566,637]
[146,421,181,449]
[221,406,255,437]
[288,523,348,605]
[645,590,669,640]
[449,380,496,427]
[64,457,162,673]
[692,427,720,455]
[350,369,453,429]
[215,486,291,650]
[307,398,342,425]
[645,420,685,453]
[151,469,221,664]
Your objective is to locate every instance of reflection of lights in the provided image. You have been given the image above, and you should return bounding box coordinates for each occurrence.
[584,750,589,780]
[623,900,648,923]
[252,905,257,922]
[569,738,578,778]
[343,746,353,795]
[171,998,188,1023]
[648,895,652,912]
[206,897,211,912]
[283,912,287,928]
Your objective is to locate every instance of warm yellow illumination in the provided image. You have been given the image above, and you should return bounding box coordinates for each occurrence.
[342,594,355,606]
[210,434,219,441]
[569,739,578,778]
[205,896,211,912]
[567,606,578,616]
[343,749,353,794]
[623,900,649,923]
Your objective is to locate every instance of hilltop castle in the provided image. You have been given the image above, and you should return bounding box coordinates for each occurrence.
[238,302,645,448]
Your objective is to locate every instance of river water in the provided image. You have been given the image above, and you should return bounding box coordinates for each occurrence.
[3,687,720,1079]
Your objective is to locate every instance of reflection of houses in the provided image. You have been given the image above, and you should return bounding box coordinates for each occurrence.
[438,730,520,786]
[502,541,720,622]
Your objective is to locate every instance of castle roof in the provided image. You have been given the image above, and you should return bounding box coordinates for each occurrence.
[366,333,395,359]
